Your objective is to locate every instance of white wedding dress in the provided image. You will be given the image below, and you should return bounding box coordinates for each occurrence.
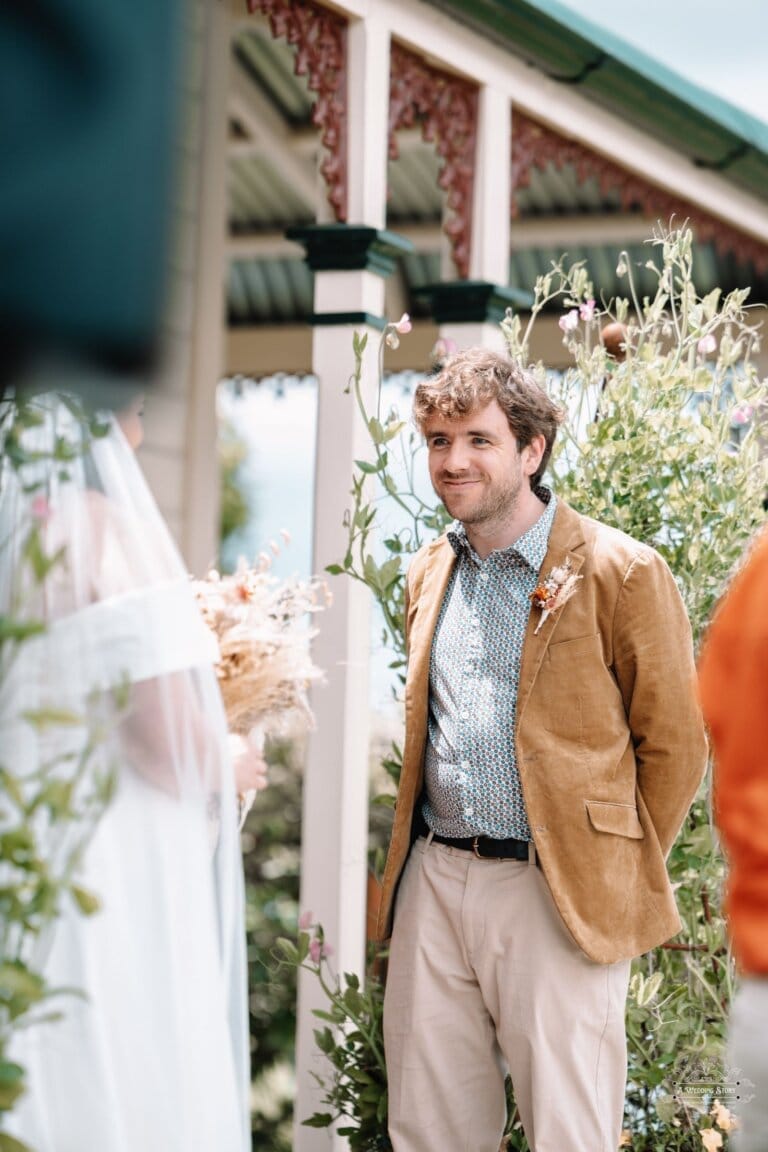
[0,398,250,1152]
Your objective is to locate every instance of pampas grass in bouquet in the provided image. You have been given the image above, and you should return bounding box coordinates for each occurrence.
[193,540,329,820]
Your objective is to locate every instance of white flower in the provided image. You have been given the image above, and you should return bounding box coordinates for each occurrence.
[431,337,458,364]
[385,313,412,349]
[697,333,717,356]
[711,1099,738,1132]
[700,1127,723,1151]
[530,559,582,634]
[558,309,579,333]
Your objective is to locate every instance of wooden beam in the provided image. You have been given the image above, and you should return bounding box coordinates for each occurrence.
[224,313,613,378]
[228,55,317,209]
[227,123,427,161]
[226,213,657,260]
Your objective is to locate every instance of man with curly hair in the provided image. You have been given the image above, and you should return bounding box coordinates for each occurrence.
[377,347,707,1152]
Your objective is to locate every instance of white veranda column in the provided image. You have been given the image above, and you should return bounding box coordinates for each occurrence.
[180,2,231,572]
[290,11,411,1151]
[289,237,408,1150]
[436,84,531,351]
[291,246,409,1151]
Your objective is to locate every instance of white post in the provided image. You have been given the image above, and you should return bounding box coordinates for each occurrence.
[470,85,511,285]
[180,1,231,574]
[440,320,510,353]
[294,11,394,1151]
[295,308,382,1151]
[436,84,517,353]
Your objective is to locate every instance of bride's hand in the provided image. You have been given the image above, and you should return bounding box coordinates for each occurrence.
[228,732,269,794]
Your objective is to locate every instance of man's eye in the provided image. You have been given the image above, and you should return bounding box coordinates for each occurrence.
[472,437,489,446]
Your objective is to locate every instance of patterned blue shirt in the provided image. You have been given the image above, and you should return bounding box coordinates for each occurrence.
[422,488,557,840]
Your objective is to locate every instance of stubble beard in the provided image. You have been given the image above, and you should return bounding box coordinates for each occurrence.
[441,471,524,529]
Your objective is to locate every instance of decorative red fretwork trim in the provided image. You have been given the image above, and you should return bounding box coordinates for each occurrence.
[511,112,768,274]
[389,42,478,278]
[247,0,348,221]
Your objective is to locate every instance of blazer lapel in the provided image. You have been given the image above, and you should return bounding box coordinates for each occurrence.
[404,537,456,728]
[517,502,587,719]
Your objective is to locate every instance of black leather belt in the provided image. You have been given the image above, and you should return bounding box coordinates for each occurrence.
[428,830,532,861]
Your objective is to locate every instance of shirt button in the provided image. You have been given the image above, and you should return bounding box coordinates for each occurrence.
[480,572,489,582]
[461,760,470,770]
[460,711,469,720]
[464,806,474,817]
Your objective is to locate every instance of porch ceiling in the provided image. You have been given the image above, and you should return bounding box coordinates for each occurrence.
[425,0,768,198]
[226,14,768,329]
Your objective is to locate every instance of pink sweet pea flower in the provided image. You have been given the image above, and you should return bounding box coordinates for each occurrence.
[308,936,333,963]
[385,313,412,349]
[558,309,579,333]
[697,333,717,355]
[431,337,458,363]
[298,909,314,931]
[731,404,754,427]
[579,299,596,322]
[30,494,51,521]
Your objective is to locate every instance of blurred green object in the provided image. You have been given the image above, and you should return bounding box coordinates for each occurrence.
[242,740,301,1152]
[220,420,252,560]
[0,0,182,377]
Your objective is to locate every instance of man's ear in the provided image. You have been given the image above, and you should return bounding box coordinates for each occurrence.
[521,434,546,478]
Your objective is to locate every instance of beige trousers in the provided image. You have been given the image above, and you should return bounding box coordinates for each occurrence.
[383,837,631,1152]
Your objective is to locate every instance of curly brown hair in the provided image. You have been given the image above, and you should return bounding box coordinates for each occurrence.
[413,347,564,487]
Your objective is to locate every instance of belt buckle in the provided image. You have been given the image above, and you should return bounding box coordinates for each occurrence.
[472,836,483,859]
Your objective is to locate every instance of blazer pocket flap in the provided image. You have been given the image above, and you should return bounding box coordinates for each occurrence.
[586,800,645,839]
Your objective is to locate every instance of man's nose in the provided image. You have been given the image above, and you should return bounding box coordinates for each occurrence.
[443,441,470,472]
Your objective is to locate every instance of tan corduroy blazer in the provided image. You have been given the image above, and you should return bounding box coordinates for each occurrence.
[376,500,707,964]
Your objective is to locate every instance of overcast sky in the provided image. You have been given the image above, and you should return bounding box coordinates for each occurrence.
[557,0,767,123]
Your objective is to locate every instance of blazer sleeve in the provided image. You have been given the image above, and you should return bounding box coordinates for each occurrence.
[403,546,430,657]
[611,548,708,857]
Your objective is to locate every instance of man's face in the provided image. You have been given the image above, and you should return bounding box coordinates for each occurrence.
[424,400,543,527]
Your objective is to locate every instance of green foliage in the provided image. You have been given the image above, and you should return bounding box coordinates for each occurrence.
[503,229,766,646]
[242,740,302,1151]
[333,329,450,699]
[0,394,120,1144]
[242,734,394,1149]
[500,228,764,1148]
[273,923,389,1151]
[308,227,765,1150]
[219,418,252,552]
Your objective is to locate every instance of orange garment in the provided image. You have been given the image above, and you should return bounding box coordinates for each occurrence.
[699,528,768,974]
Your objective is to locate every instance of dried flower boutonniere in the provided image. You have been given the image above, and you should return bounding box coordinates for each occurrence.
[530,559,582,635]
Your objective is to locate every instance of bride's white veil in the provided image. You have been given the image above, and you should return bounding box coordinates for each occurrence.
[0,393,250,1152]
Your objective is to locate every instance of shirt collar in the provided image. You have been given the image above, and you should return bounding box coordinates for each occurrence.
[447,485,557,572]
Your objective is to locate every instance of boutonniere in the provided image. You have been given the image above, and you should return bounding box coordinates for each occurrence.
[530,559,582,635]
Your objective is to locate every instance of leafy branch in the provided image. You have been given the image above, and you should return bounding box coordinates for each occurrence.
[0,393,121,1147]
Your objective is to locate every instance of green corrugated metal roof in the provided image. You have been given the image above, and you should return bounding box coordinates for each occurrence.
[425,0,768,197]
[227,10,768,328]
